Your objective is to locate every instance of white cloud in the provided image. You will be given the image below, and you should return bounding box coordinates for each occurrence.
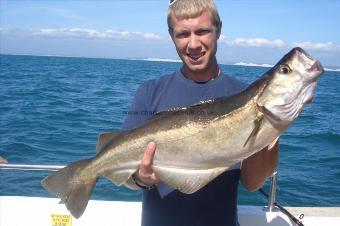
[31,28,161,41]
[292,41,340,52]
[219,36,285,48]
[143,33,161,40]
[233,61,273,68]
[231,38,285,47]
[219,36,340,53]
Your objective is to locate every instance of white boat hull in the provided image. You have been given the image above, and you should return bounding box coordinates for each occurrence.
[0,196,339,226]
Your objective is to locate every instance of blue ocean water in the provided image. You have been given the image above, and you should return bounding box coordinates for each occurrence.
[0,54,339,207]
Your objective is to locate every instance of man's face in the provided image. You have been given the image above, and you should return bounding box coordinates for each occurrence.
[170,10,220,74]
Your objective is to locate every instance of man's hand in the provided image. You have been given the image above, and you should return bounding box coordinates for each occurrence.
[0,156,7,164]
[0,156,8,171]
[134,142,160,186]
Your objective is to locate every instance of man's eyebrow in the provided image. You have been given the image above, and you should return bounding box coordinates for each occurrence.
[197,27,213,31]
[173,28,190,34]
[174,26,213,32]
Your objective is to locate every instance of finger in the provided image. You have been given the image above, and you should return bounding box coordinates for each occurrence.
[141,142,156,169]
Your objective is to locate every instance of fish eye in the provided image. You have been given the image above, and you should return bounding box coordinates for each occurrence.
[280,65,291,74]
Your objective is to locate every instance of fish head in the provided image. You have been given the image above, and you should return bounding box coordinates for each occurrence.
[257,47,324,129]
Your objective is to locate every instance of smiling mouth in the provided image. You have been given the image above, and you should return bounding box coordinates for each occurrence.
[187,52,205,61]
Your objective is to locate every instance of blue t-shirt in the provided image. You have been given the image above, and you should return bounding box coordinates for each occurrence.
[122,71,247,226]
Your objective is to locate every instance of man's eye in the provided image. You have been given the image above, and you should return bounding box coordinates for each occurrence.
[197,29,210,35]
[175,32,189,38]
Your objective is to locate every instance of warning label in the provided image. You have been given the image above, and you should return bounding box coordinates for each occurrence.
[51,214,72,226]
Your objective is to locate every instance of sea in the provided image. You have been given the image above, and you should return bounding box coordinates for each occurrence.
[0,54,339,207]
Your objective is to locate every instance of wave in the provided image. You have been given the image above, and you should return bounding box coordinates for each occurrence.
[233,61,273,68]
[142,58,182,63]
[324,67,340,72]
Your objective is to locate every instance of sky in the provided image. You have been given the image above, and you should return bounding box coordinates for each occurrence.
[1,0,340,67]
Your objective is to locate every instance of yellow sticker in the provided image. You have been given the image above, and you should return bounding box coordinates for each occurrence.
[51,214,72,226]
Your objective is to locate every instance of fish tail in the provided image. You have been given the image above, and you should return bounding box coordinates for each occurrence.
[41,159,96,218]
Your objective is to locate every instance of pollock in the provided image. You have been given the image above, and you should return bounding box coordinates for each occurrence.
[42,47,324,218]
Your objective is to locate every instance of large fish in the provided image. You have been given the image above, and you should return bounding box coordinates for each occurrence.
[42,47,324,218]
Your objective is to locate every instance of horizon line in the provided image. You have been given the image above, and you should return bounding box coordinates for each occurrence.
[1,53,339,71]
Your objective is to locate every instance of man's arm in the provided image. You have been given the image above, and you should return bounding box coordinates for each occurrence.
[240,139,279,192]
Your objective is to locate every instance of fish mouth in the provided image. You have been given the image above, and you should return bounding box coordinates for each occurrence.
[295,47,324,103]
[296,47,324,80]
[307,60,324,74]
[306,60,324,82]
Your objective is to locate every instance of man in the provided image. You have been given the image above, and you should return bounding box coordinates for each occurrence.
[122,0,278,225]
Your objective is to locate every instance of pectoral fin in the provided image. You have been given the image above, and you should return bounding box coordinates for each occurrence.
[153,166,228,194]
[243,114,264,147]
[268,137,279,150]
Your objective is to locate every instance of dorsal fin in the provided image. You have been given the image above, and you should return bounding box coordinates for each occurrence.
[96,131,121,153]
[154,99,216,116]
[154,106,188,116]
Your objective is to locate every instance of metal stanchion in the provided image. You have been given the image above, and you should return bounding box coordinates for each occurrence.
[266,171,278,212]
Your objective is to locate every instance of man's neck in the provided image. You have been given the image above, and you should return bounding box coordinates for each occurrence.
[181,59,220,83]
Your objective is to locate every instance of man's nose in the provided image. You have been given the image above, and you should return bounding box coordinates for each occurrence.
[188,34,200,50]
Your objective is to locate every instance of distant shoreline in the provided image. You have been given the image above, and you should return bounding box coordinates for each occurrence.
[1,53,339,72]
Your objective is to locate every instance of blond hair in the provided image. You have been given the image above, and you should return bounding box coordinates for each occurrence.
[167,0,222,33]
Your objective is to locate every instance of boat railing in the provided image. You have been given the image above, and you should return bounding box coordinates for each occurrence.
[259,171,305,226]
[0,163,65,171]
[266,171,278,212]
